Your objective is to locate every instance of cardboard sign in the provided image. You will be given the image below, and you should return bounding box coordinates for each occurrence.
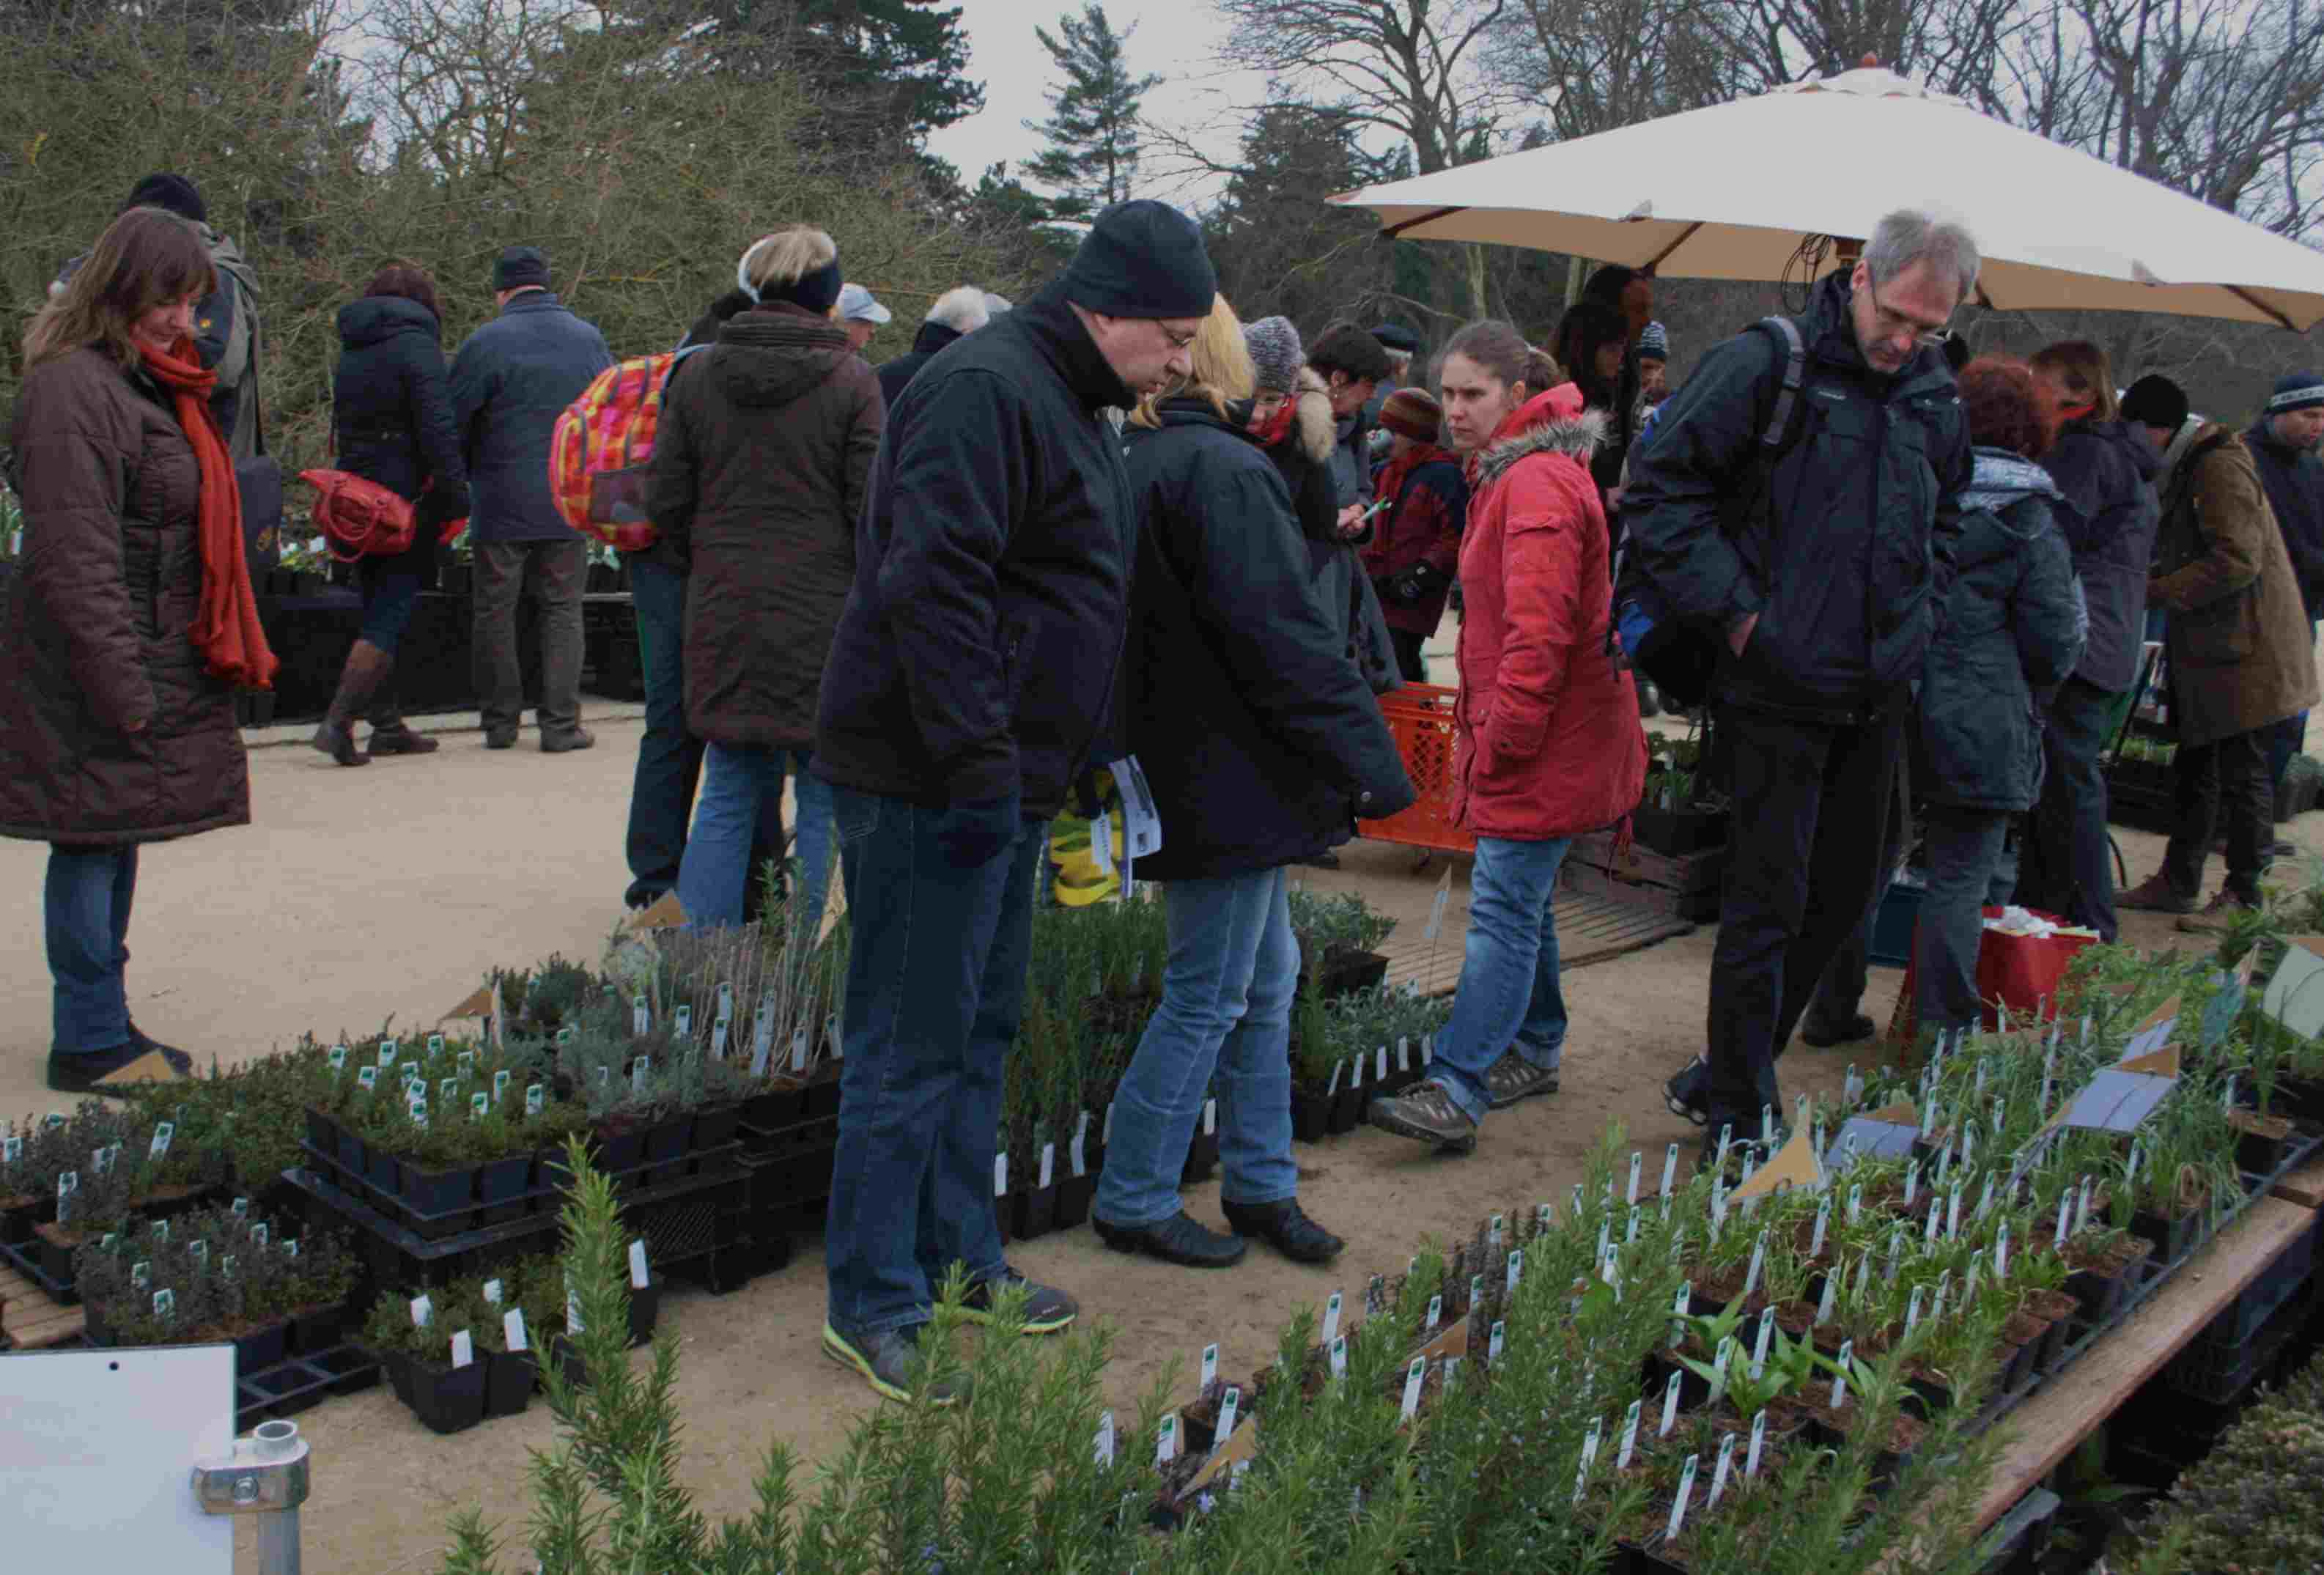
[441,983,494,1022]
[627,891,687,931]
[1731,1121,1823,1202]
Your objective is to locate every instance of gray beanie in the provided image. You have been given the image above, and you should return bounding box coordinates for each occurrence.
[1245,316,1305,395]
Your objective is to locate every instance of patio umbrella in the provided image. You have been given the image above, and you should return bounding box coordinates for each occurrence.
[1330,67,2324,330]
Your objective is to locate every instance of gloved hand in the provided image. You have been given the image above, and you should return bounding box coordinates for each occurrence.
[1392,563,1447,605]
[932,791,1022,869]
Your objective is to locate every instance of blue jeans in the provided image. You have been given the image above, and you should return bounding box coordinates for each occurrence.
[675,742,800,929]
[1428,836,1572,1124]
[784,750,835,925]
[824,785,1039,1335]
[47,845,138,1054]
[1916,806,2010,1038]
[1095,868,1299,1228]
[623,558,702,907]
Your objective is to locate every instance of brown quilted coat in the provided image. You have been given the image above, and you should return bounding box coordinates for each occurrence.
[0,347,251,846]
[646,303,882,751]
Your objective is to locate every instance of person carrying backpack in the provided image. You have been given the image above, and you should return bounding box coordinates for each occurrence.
[1625,209,1977,1165]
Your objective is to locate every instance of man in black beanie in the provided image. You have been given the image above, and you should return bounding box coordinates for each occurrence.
[449,245,613,753]
[813,199,1214,1403]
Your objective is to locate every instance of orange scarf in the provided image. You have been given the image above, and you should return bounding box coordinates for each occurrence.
[139,340,278,690]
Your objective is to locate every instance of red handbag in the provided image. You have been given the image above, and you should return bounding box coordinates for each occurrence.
[299,468,417,561]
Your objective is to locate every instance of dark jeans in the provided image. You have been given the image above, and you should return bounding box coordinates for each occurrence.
[623,558,702,906]
[1807,748,1912,1032]
[2161,728,2274,902]
[2270,709,2309,796]
[1915,806,2010,1038]
[1706,701,1903,1132]
[357,567,423,655]
[473,536,586,737]
[823,785,1039,1335]
[46,845,137,1053]
[1387,627,1430,685]
[2021,676,2120,942]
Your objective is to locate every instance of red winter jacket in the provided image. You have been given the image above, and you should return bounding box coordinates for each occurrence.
[1450,384,1648,841]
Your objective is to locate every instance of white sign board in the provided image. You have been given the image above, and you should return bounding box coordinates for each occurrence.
[0,1345,234,1568]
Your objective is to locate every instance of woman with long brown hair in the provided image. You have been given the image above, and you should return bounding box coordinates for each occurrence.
[3,206,275,1092]
[311,261,470,764]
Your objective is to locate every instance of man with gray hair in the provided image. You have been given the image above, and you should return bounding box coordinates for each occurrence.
[876,284,993,405]
[1626,207,1977,1163]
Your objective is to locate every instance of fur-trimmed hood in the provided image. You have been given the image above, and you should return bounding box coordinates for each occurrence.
[1471,384,1606,490]
[1291,366,1335,465]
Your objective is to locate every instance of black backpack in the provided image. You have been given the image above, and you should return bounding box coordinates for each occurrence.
[1610,315,1808,708]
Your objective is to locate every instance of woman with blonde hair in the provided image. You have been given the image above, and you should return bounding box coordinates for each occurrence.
[4,206,276,1091]
[1093,295,1414,1269]
[649,225,882,929]
[2018,339,2161,940]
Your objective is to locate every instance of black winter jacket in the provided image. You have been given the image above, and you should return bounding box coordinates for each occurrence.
[1915,451,2086,812]
[331,296,471,581]
[814,285,1137,819]
[2248,418,2324,624]
[1624,273,1971,720]
[875,321,967,407]
[448,292,613,544]
[1121,399,1414,879]
[2044,417,2158,693]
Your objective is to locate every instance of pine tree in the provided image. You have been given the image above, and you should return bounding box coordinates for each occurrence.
[1022,3,1161,221]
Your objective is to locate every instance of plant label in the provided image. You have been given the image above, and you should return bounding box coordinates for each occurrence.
[1746,1409,1768,1479]
[567,1290,583,1333]
[1469,1273,1485,1315]
[1830,1338,1854,1409]
[1597,1217,1612,1263]
[557,1027,575,1047]
[149,1121,174,1161]
[438,1077,459,1107]
[1328,1335,1348,1380]
[155,1288,174,1324]
[1626,1207,1641,1245]
[1537,1201,1554,1234]
[1661,1368,1683,1437]
[1711,1337,1733,1404]
[712,1021,728,1058]
[1716,1124,1734,1175]
[1489,1320,1505,1366]
[1400,1357,1426,1422]
[631,1057,651,1096]
[56,1170,77,1222]
[1903,1158,1920,1207]
[471,1091,489,1120]
[1627,1151,1643,1207]
[717,983,734,1026]
[1327,1059,1343,1098]
[411,1294,434,1328]
[1203,1098,1217,1137]
[408,1102,429,1132]
[633,997,650,1035]
[1616,1398,1642,1469]
[2054,1192,2072,1250]
[674,1004,693,1041]
[1323,1291,1343,1345]
[630,1239,652,1290]
[1069,1111,1089,1179]
[504,1309,528,1353]
[91,1144,111,1177]
[131,1260,150,1288]
[1919,1099,1936,1139]
[1847,1184,1863,1225]
[1744,1232,1767,1299]
[1368,1045,1385,1085]
[1089,812,1115,879]
[1486,1213,1505,1247]
[0,1135,17,1167]
[188,1239,208,1266]
[1200,1342,1220,1393]
[358,1066,378,1091]
[1155,1413,1177,1465]
[2076,1176,2095,1236]
[1425,1294,1442,1332]
[379,1041,399,1066]
[526,1083,545,1118]
[451,1330,474,1369]
[282,1239,297,1259]
[483,1279,503,1305]
[1811,1198,1831,1260]
[1398,1036,1412,1072]
[329,1044,347,1070]
[992,1154,1007,1198]
[1506,1249,1524,1295]
[1094,1411,1115,1467]
[1709,1431,1738,1508]
[1906,1284,1926,1338]
[493,1069,511,1107]
[1845,1065,1863,1107]
[1947,1186,1963,1240]
[1965,1257,1983,1307]
[149,1217,167,1244]
[1216,1386,1239,1443]
[1665,1453,1700,1543]
[1889,1224,1906,1280]
[1752,1308,1777,1376]
[251,1223,268,1249]
[1932,1272,1950,1324]
[1815,1269,1837,1326]
[1977,1173,1996,1222]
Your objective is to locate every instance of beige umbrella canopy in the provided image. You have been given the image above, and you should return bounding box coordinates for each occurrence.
[1331,67,2324,330]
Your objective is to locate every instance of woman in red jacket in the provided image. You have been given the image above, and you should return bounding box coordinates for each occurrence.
[1369,321,1648,1153]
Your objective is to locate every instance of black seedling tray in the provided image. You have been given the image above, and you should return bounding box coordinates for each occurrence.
[298,1138,743,1241]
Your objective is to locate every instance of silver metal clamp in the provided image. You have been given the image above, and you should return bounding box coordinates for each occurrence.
[191,1419,311,1575]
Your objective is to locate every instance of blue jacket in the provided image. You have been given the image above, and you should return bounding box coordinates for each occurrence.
[1914,451,2085,812]
[448,292,613,544]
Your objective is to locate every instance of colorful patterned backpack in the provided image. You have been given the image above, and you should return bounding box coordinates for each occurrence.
[547,344,708,550]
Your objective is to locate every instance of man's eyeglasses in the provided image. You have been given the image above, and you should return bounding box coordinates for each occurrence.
[1157,321,1199,350]
[1864,269,1951,347]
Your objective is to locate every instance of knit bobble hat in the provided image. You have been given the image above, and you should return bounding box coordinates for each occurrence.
[1245,316,1305,394]
[2267,372,2324,416]
[1637,321,1669,361]
[2121,374,2191,432]
[1379,388,1445,443]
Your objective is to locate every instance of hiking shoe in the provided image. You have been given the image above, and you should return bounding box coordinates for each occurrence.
[366,723,439,756]
[1220,1198,1345,1264]
[48,1036,193,1094]
[1482,1049,1560,1109]
[1664,1058,1710,1126]
[484,727,519,750]
[959,1266,1078,1334]
[1367,1081,1479,1154]
[822,1321,966,1405]
[541,727,597,755]
[1093,1211,1247,1268]
[1801,1013,1876,1049]
[2118,874,2196,914]
[2177,890,2257,934]
[309,719,369,767]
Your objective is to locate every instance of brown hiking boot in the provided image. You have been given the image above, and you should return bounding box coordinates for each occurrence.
[2177,890,2255,934]
[2117,873,2196,914]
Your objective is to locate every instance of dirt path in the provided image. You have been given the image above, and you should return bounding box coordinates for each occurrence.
[0,714,2303,1573]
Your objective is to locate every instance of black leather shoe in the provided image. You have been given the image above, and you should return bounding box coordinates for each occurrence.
[484,728,519,750]
[1093,1210,1247,1268]
[1800,1013,1876,1048]
[1220,1198,1344,1264]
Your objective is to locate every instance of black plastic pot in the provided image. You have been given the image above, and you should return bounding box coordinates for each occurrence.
[303,1109,339,1165]
[1305,948,1390,1000]
[803,1069,843,1121]
[407,1359,489,1434]
[2130,1206,2202,1267]
[231,1321,291,1376]
[400,1159,476,1222]
[2235,1124,2292,1178]
[1632,802,1726,856]
[289,1304,347,1356]
[592,1122,646,1182]
[1055,1171,1095,1231]
[340,1129,370,1181]
[34,1228,81,1288]
[476,1153,532,1223]
[1181,1127,1220,1186]
[1329,1079,1366,1135]
[628,1278,661,1347]
[383,1349,416,1407]
[484,1350,536,1418]
[740,1083,807,1131]
[693,1102,742,1154]
[1009,1183,1059,1242]
[642,1113,694,1184]
[1292,1089,1332,1143]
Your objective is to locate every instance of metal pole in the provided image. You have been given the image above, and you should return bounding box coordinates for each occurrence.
[192,1417,310,1575]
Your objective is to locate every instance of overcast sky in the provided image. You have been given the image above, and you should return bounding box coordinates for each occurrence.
[923,0,1272,207]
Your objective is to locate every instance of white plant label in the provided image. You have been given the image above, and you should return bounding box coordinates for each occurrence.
[149,1122,174,1160]
[2076,1177,2094,1236]
[380,1041,399,1066]
[633,997,650,1035]
[494,1069,511,1107]
[1328,1335,1348,1379]
[1746,1409,1768,1479]
[526,1083,545,1118]
[567,1290,583,1333]
[2055,1193,2073,1250]
[410,1294,434,1329]
[1489,1320,1506,1366]
[1505,1249,1524,1295]
[358,1066,377,1091]
[1627,1151,1643,1206]
[1947,1186,1963,1240]
[1744,1233,1767,1299]
[1200,1343,1219,1393]
[471,1091,490,1119]
[1811,1198,1830,1260]
[1156,1414,1178,1466]
[1204,1098,1218,1137]
[1425,1294,1442,1331]
[1216,1386,1239,1442]
[1070,1112,1089,1178]
[1094,1411,1115,1466]
[329,1044,348,1070]
[1752,1308,1776,1376]
[1574,1419,1600,1505]
[1906,1285,1926,1338]
[1848,1184,1863,1226]
[1398,1036,1412,1072]
[1616,1398,1642,1470]
[717,983,734,1025]
[1400,1357,1426,1421]
[1831,1340,1854,1409]
[1903,1159,1919,1207]
[155,1289,174,1323]
[482,1279,503,1305]
[131,1260,150,1288]
[630,1239,651,1290]
[1816,1270,1837,1326]
[1996,1222,2010,1280]
[1661,1369,1683,1436]
[1710,1431,1738,1508]
[451,1330,474,1369]
[993,1154,1007,1198]
[1665,1454,1700,1543]
[1323,1291,1343,1345]
[503,1309,528,1352]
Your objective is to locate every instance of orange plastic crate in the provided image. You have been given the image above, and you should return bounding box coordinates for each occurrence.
[1358,682,1476,854]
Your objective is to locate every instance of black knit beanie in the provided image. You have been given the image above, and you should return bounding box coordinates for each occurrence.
[2120,374,2191,432]
[1061,200,1217,320]
[124,173,207,224]
[495,246,551,293]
